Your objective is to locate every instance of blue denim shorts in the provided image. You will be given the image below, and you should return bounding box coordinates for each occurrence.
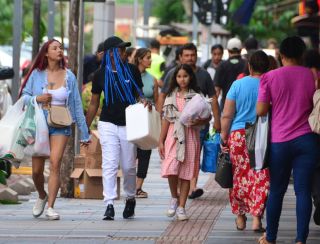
[42,109,72,137]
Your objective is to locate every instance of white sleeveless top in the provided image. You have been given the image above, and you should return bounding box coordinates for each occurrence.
[47,86,68,106]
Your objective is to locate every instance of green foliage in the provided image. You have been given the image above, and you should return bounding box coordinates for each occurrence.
[0,199,21,204]
[152,0,186,25]
[0,169,6,185]
[82,82,104,130]
[0,0,14,44]
[227,0,297,44]
[0,0,48,45]
[116,0,144,4]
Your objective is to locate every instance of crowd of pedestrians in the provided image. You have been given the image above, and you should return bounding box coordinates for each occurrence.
[3,33,319,244]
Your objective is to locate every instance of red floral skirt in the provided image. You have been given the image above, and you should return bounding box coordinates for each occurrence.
[228,129,270,217]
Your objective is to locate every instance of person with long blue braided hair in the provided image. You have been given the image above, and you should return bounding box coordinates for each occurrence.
[86,36,146,220]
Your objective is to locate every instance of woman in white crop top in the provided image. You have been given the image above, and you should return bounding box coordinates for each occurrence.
[47,86,68,106]
[20,39,90,221]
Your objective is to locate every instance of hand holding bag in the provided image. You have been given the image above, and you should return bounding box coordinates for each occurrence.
[47,104,72,128]
[215,152,233,188]
[180,94,211,126]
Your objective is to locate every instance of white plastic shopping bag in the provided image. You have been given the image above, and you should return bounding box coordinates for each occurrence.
[24,98,50,157]
[180,94,211,126]
[254,114,269,170]
[0,97,26,156]
[0,83,13,119]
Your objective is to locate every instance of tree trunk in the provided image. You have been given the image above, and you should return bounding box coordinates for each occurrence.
[60,1,65,48]
[59,0,79,198]
[32,0,41,59]
[68,0,79,75]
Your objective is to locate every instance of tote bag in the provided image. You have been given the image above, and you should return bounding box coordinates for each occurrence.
[245,114,270,170]
[215,152,233,188]
[201,131,220,173]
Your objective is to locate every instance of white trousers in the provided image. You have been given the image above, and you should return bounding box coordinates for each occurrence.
[98,121,136,206]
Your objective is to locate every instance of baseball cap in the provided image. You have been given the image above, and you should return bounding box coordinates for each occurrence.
[103,36,131,51]
[227,38,242,51]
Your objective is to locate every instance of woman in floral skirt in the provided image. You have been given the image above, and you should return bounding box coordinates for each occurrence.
[221,50,270,232]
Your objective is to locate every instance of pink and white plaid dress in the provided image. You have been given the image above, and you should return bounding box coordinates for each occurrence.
[161,92,200,180]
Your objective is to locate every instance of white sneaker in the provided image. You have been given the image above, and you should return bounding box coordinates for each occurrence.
[32,195,48,218]
[45,207,60,220]
[176,207,189,221]
[167,198,178,217]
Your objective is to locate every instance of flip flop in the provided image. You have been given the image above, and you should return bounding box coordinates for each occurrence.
[253,226,266,233]
[257,234,275,244]
[136,189,148,198]
[235,215,247,231]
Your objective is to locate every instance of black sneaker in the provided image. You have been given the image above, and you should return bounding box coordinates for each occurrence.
[103,204,115,220]
[314,205,320,226]
[123,198,136,219]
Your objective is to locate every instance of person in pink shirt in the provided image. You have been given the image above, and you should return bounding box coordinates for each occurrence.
[256,36,320,244]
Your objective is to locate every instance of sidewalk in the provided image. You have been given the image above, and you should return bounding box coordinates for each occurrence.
[1,150,319,243]
[206,184,320,244]
[0,150,216,243]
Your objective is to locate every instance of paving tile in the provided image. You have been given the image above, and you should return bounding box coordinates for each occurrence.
[0,150,210,243]
[205,185,320,244]
[157,176,229,243]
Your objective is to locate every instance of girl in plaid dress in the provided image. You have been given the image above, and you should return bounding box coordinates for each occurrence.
[158,64,210,221]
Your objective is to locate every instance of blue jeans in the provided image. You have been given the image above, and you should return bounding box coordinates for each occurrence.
[266,133,319,243]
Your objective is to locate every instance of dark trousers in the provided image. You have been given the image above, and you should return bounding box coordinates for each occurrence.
[312,165,320,207]
[136,148,152,179]
[266,133,319,243]
[312,135,320,207]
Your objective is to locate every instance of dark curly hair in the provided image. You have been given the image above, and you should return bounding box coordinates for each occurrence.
[249,50,270,74]
[280,36,306,61]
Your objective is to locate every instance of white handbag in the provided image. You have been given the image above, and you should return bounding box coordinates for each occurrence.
[126,103,161,150]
